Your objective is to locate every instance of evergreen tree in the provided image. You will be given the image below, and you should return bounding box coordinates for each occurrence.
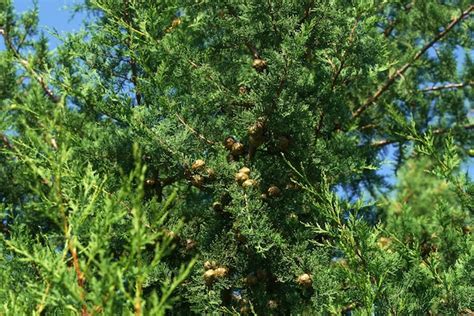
[1,0,473,314]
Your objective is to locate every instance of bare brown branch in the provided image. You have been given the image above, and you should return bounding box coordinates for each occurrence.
[421,81,473,92]
[353,5,473,119]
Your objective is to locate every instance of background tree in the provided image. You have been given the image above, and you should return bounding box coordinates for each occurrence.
[1,0,473,314]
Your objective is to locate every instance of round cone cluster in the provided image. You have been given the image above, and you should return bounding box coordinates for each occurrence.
[267,300,278,310]
[204,260,217,270]
[212,201,223,212]
[297,273,312,287]
[248,119,266,157]
[185,239,197,251]
[267,185,281,197]
[224,136,236,150]
[224,136,245,160]
[231,142,245,156]
[252,58,267,72]
[188,159,216,188]
[192,159,206,170]
[235,167,257,189]
[145,178,156,186]
[191,174,204,188]
[203,262,229,285]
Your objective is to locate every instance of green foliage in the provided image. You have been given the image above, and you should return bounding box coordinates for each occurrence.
[1,0,473,315]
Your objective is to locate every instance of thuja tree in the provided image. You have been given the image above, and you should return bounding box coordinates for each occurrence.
[1,0,473,315]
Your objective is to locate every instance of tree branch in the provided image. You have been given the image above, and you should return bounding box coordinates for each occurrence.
[0,28,59,103]
[1,133,13,149]
[332,17,359,89]
[245,42,260,59]
[352,5,473,119]
[370,123,474,147]
[176,113,215,145]
[421,81,473,92]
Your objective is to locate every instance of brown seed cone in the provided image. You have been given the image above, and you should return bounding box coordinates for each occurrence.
[192,159,206,170]
[171,18,181,28]
[224,136,236,150]
[185,239,197,251]
[252,58,267,72]
[231,142,245,156]
[239,167,251,175]
[267,185,281,197]
[377,237,392,249]
[164,229,178,241]
[297,273,312,287]
[204,269,215,284]
[242,179,257,188]
[214,267,229,278]
[235,172,250,183]
[248,121,265,136]
[205,168,216,179]
[239,86,249,94]
[145,179,156,186]
[267,300,278,310]
[204,260,217,270]
[212,201,223,212]
[191,174,204,187]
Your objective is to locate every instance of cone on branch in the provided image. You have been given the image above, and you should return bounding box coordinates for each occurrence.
[235,172,249,183]
[192,159,206,170]
[267,185,281,197]
[231,142,245,156]
[224,136,236,150]
[297,273,312,287]
[252,58,267,72]
[242,179,257,188]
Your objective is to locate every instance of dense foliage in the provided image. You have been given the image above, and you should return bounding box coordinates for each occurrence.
[1,0,473,314]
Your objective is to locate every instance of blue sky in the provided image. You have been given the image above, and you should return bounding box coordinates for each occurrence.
[13,0,85,48]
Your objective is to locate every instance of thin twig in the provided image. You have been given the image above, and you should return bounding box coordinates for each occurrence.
[298,0,315,26]
[245,42,260,59]
[421,81,473,92]
[175,113,215,145]
[370,123,474,147]
[1,133,13,149]
[0,28,59,103]
[353,5,473,119]
[332,17,360,89]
